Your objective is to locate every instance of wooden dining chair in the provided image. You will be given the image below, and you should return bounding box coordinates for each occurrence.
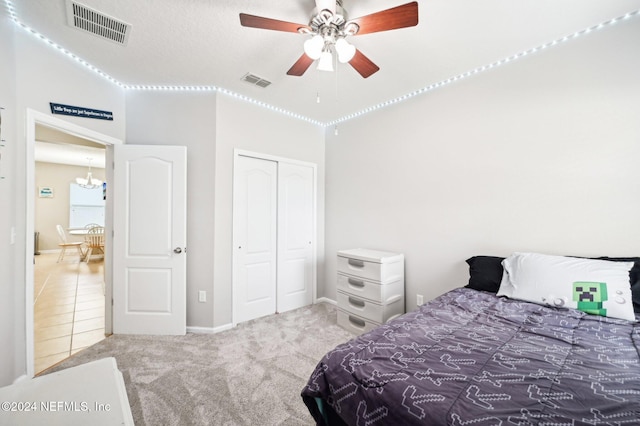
[56,224,85,262]
[84,226,105,263]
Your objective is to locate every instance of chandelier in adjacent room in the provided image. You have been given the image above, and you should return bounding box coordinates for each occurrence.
[76,158,103,189]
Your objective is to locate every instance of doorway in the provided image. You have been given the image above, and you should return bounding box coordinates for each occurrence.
[25,109,121,378]
[33,130,106,374]
[232,150,317,325]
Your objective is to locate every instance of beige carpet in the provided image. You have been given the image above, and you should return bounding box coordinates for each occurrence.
[46,303,354,426]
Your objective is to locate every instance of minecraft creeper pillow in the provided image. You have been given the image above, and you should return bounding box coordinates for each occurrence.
[497,252,636,321]
[573,282,607,316]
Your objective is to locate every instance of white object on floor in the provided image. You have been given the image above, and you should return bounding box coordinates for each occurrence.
[0,357,133,425]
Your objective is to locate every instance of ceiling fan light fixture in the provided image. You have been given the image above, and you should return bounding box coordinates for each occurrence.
[317,50,334,72]
[335,38,355,63]
[303,34,324,60]
[239,0,419,78]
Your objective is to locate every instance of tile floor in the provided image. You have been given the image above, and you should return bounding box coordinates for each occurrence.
[33,252,106,375]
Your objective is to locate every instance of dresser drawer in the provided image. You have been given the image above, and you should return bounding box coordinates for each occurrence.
[337,290,404,324]
[337,253,404,283]
[337,310,379,335]
[337,273,404,304]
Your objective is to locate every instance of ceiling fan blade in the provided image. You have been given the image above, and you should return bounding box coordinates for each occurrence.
[349,49,380,78]
[287,54,315,76]
[348,2,418,35]
[239,13,310,33]
[315,0,336,14]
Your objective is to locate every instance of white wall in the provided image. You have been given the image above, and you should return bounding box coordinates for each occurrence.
[15,35,126,140]
[323,17,640,310]
[213,95,325,327]
[125,90,217,329]
[0,8,19,386]
[35,162,106,251]
[3,27,126,384]
[126,92,325,329]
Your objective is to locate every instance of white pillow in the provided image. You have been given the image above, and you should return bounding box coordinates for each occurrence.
[497,252,635,321]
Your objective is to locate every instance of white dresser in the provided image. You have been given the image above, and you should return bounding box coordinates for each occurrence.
[336,248,405,334]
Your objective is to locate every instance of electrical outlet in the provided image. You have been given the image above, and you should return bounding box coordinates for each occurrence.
[416,294,424,306]
[198,291,206,303]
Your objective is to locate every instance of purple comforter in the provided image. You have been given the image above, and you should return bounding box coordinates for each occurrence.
[301,288,640,425]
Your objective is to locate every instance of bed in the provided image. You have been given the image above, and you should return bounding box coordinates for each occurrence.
[301,253,640,425]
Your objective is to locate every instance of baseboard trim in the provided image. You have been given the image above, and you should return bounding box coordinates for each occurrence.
[315,297,336,305]
[187,302,341,334]
[187,324,234,334]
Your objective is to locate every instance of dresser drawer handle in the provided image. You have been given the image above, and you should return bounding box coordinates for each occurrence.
[348,258,365,267]
[348,297,366,308]
[347,278,365,287]
[348,315,366,328]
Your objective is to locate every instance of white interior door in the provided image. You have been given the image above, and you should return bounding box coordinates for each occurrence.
[233,155,278,323]
[277,162,314,313]
[112,145,187,335]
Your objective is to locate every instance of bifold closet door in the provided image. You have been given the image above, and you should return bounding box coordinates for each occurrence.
[277,162,314,313]
[234,156,278,323]
[233,155,315,324]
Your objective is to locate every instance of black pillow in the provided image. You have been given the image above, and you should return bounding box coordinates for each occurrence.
[593,257,640,314]
[465,256,505,293]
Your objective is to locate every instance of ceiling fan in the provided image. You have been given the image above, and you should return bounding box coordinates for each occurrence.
[239,0,418,78]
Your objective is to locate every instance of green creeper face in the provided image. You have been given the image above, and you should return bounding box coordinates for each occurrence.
[573,282,608,303]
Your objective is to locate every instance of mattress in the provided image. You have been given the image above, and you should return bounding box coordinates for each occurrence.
[301,288,640,425]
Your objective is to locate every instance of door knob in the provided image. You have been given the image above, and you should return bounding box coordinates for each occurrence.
[174,247,182,254]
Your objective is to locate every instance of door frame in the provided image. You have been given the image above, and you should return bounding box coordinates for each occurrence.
[231,149,318,327]
[25,109,122,378]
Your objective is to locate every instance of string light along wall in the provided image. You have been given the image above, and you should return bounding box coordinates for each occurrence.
[5,0,639,129]
[325,9,640,128]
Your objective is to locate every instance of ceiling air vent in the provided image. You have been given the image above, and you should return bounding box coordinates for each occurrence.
[241,73,271,88]
[65,0,131,46]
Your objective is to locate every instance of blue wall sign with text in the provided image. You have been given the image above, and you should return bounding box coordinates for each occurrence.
[49,102,114,121]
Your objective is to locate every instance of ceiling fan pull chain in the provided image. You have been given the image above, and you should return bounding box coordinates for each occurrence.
[335,53,339,103]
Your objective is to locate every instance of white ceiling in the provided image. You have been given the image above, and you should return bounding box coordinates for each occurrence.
[35,140,106,168]
[34,125,105,168]
[10,0,640,124]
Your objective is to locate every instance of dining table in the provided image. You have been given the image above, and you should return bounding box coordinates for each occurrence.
[68,228,104,236]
